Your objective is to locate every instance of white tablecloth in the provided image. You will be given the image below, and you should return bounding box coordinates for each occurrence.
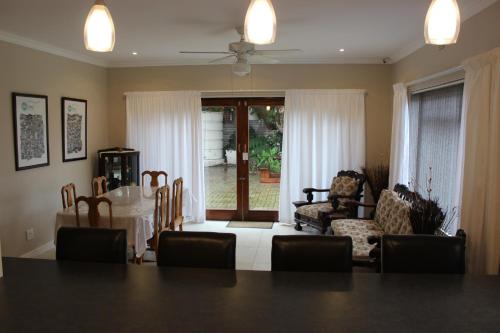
[55,186,157,258]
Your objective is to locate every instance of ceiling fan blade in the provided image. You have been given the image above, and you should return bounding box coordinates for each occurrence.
[180,51,232,54]
[252,49,302,55]
[209,55,236,64]
[248,54,279,64]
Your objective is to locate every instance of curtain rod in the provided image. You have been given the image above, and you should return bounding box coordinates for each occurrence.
[405,65,464,87]
[410,79,465,95]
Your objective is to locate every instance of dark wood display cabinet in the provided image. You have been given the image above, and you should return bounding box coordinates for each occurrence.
[98,147,140,191]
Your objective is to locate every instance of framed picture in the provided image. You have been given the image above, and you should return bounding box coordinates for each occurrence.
[61,97,87,162]
[12,93,50,171]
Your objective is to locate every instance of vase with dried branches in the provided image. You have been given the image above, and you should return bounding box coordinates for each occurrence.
[408,168,457,235]
[362,165,389,203]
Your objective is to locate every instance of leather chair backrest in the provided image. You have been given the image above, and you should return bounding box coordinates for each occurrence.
[157,231,236,269]
[56,227,127,264]
[382,234,466,274]
[272,235,353,272]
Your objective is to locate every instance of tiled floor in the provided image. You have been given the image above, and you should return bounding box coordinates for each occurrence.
[205,166,280,210]
[33,221,319,271]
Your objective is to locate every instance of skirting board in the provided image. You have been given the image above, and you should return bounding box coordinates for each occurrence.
[20,241,55,259]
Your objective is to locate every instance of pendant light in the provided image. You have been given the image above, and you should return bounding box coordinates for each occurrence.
[424,0,461,45]
[84,0,115,52]
[244,0,277,45]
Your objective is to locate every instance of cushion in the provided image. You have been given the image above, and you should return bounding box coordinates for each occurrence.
[329,176,360,198]
[382,196,413,235]
[374,190,399,230]
[296,202,333,220]
[331,219,384,257]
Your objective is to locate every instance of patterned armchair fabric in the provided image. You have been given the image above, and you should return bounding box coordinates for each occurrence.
[296,202,333,220]
[329,176,361,210]
[331,219,384,257]
[332,189,413,258]
[329,176,360,198]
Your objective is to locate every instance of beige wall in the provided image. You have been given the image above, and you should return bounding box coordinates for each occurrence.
[393,0,500,83]
[0,41,108,256]
[108,64,393,167]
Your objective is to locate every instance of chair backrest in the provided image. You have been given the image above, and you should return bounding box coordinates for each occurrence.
[171,177,183,230]
[56,227,127,264]
[381,234,466,274]
[157,231,236,269]
[92,176,108,196]
[329,170,366,200]
[61,183,77,209]
[272,235,353,272]
[142,170,168,188]
[151,185,170,253]
[75,196,113,228]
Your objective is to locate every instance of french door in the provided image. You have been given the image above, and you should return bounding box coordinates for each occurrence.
[202,97,284,221]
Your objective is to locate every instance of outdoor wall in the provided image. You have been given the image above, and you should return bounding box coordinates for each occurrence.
[108,64,393,168]
[392,0,500,83]
[0,41,108,256]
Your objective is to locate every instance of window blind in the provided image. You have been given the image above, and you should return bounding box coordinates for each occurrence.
[409,83,464,212]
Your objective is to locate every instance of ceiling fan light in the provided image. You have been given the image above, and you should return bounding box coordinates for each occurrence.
[232,60,251,77]
[424,0,460,45]
[244,0,277,45]
[84,0,115,52]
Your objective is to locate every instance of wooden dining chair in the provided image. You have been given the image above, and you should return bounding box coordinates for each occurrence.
[171,177,184,231]
[151,185,170,254]
[61,183,77,209]
[142,171,168,187]
[92,176,108,196]
[75,196,113,228]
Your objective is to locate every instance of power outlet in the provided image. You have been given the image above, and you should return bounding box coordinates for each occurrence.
[26,228,35,241]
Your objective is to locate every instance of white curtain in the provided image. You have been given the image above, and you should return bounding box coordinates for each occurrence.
[279,89,366,223]
[126,91,205,222]
[389,83,410,189]
[460,47,500,275]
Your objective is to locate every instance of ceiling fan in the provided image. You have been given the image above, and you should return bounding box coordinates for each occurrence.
[180,27,301,76]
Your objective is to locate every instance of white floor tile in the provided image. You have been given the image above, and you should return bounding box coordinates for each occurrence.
[254,247,271,264]
[252,262,271,271]
[236,247,258,263]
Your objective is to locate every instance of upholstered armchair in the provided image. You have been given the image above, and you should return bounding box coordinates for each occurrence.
[293,170,366,234]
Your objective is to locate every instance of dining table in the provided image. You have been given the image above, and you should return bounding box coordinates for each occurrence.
[1,257,500,332]
[55,186,158,258]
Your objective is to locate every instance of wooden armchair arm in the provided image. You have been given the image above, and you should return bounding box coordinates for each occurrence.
[367,235,381,246]
[292,200,308,208]
[368,236,382,273]
[302,188,330,203]
[342,199,376,209]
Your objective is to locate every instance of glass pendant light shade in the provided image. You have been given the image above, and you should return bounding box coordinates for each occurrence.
[244,0,277,45]
[84,0,115,52]
[424,0,461,45]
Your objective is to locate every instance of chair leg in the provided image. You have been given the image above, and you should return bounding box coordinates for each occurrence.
[294,222,302,231]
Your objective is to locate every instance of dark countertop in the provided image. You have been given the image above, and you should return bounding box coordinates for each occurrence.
[1,257,499,332]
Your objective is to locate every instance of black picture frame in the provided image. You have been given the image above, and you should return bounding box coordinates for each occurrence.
[61,97,87,162]
[12,92,50,171]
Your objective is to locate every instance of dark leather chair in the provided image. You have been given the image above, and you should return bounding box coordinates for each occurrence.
[271,235,353,272]
[56,227,127,264]
[157,231,236,269]
[381,234,466,274]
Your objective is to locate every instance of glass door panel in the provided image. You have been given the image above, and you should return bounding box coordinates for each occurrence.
[247,104,284,212]
[202,106,238,211]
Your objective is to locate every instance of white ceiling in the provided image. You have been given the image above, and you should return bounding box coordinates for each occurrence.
[0,0,497,67]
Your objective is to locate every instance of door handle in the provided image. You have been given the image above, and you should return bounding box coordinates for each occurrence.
[239,177,246,181]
